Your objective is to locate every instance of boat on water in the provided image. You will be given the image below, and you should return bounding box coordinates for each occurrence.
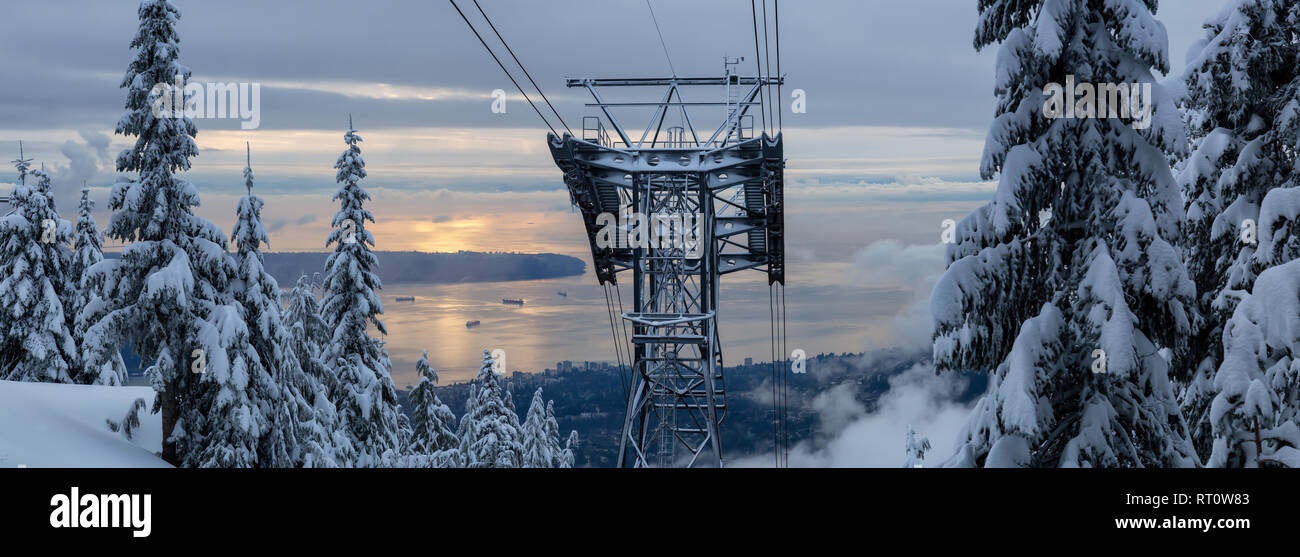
[466,320,481,328]
[395,296,415,302]
[557,291,567,297]
[502,298,525,305]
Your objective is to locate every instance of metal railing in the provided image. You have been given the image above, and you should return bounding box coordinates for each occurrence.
[583,116,612,148]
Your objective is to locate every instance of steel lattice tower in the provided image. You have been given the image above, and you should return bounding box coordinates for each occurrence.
[549,65,784,467]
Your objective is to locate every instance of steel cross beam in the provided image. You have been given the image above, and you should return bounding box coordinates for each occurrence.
[548,70,785,467]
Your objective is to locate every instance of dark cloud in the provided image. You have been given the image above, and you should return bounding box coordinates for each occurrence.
[0,0,1230,135]
[2,0,1219,136]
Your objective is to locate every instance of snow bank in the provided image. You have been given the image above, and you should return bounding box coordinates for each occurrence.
[0,380,169,468]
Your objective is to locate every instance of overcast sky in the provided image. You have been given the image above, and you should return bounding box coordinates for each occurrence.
[0,0,1226,260]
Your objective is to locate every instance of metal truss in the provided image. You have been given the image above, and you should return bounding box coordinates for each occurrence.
[549,65,784,467]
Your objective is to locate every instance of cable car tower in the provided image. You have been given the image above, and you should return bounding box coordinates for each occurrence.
[548,62,785,467]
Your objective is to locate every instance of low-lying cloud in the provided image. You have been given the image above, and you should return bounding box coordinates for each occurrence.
[735,361,972,467]
[850,239,944,353]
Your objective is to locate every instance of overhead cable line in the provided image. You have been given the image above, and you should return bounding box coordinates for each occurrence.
[645,0,677,77]
[472,0,572,135]
[775,0,783,132]
[750,0,768,134]
[448,0,559,136]
[761,0,774,136]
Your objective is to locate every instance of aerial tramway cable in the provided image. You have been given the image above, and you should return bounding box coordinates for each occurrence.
[775,0,783,133]
[750,0,768,134]
[448,0,559,136]
[470,0,572,135]
[761,0,774,136]
[645,0,677,77]
[774,282,785,465]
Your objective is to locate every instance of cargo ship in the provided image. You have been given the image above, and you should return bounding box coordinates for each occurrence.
[502,298,525,305]
[395,296,415,302]
[466,320,481,328]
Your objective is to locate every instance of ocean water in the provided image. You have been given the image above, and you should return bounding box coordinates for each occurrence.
[372,262,898,387]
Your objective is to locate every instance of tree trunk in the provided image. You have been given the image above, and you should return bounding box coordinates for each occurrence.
[161,379,178,466]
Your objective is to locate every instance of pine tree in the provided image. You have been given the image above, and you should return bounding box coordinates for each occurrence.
[456,382,478,440]
[1209,259,1300,467]
[285,274,332,388]
[283,273,341,467]
[407,350,459,456]
[189,304,264,468]
[545,400,576,468]
[521,388,559,468]
[83,0,256,466]
[70,184,127,385]
[320,117,401,467]
[560,430,579,468]
[230,145,333,467]
[933,1,1198,467]
[10,141,31,184]
[284,274,335,399]
[1177,0,1300,463]
[903,424,931,468]
[459,349,524,468]
[0,160,77,383]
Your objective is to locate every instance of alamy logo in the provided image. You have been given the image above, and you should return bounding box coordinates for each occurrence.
[595,212,704,259]
[1042,75,1153,130]
[150,75,261,129]
[49,487,151,538]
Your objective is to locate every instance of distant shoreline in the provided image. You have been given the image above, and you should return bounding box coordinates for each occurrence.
[104,250,587,285]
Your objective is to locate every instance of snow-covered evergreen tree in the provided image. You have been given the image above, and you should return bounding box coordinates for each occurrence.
[283,273,341,467]
[407,349,459,456]
[230,145,334,467]
[0,162,77,383]
[933,0,1198,467]
[1176,0,1300,462]
[396,412,412,452]
[545,399,577,468]
[456,382,479,441]
[521,387,563,468]
[459,349,524,468]
[82,0,258,466]
[188,305,264,468]
[320,118,402,467]
[285,275,333,388]
[1209,259,1300,467]
[10,141,31,185]
[70,184,127,385]
[560,430,579,468]
[903,424,931,468]
[504,382,517,414]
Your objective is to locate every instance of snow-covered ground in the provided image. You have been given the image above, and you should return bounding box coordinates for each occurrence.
[0,380,168,468]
